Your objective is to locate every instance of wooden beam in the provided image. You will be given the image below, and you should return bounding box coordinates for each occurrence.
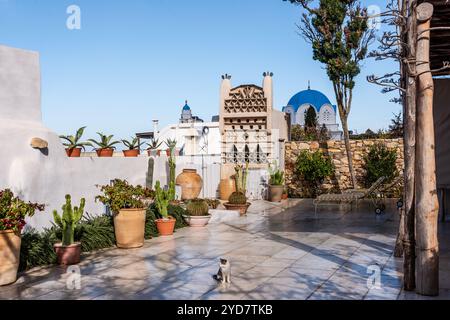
[415,2,440,296]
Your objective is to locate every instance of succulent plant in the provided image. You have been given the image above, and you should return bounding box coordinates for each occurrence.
[146,138,163,151]
[154,181,170,219]
[59,126,91,150]
[88,132,121,150]
[122,137,144,150]
[228,192,247,205]
[53,195,85,246]
[186,199,209,216]
[234,163,249,194]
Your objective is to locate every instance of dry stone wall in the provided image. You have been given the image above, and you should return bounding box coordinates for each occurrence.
[285,139,404,198]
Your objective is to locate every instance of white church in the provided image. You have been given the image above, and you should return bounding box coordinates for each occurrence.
[282,85,343,140]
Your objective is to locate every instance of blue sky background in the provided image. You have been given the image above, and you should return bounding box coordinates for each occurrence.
[0,0,398,140]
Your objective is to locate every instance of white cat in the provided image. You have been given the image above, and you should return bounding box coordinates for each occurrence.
[213,258,231,284]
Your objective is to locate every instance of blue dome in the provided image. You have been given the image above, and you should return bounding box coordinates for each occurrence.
[182,101,191,111]
[284,89,335,112]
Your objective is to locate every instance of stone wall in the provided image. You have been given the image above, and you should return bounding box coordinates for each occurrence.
[285,139,404,198]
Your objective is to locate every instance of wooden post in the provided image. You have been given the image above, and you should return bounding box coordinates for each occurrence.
[402,0,417,291]
[415,2,440,296]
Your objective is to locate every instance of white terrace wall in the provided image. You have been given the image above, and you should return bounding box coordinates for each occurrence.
[0,45,225,230]
[285,139,404,198]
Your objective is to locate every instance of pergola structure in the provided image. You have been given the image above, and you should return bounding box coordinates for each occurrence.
[400,0,450,297]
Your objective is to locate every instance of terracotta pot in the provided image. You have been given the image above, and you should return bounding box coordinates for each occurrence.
[176,169,203,200]
[155,217,176,236]
[282,193,288,200]
[97,148,114,157]
[183,215,211,227]
[219,179,236,201]
[66,148,82,157]
[113,208,146,248]
[123,149,139,157]
[147,149,157,157]
[0,230,21,286]
[54,243,81,265]
[223,202,251,216]
[269,185,284,202]
[157,150,161,156]
[166,149,171,157]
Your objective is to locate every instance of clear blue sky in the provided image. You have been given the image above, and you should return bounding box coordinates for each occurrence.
[0,0,399,139]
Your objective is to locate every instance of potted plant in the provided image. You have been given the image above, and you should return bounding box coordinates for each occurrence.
[0,189,44,286]
[96,179,147,248]
[223,163,251,215]
[88,132,121,157]
[183,199,211,227]
[154,181,176,236]
[53,195,85,265]
[165,138,177,157]
[122,137,144,157]
[146,138,163,157]
[205,199,221,210]
[59,126,91,157]
[268,162,285,202]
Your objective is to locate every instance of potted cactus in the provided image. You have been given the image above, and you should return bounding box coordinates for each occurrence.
[122,137,144,157]
[96,179,147,248]
[223,163,251,215]
[268,162,285,202]
[184,199,211,227]
[0,189,44,286]
[53,195,85,265]
[59,126,91,157]
[154,181,176,236]
[88,132,121,157]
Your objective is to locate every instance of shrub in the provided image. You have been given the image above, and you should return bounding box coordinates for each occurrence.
[95,179,149,214]
[363,143,398,187]
[295,150,333,197]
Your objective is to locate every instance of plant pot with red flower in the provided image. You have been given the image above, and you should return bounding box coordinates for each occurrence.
[0,189,44,286]
[52,195,85,265]
[122,137,144,157]
[154,181,176,236]
[59,126,90,158]
[88,132,120,158]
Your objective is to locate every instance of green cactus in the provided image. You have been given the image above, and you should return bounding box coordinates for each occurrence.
[168,155,176,200]
[146,157,154,189]
[234,163,249,194]
[228,192,247,205]
[186,199,209,216]
[53,195,85,246]
[154,181,170,219]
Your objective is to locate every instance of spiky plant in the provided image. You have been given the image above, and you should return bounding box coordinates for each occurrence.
[59,126,91,150]
[228,192,247,205]
[165,138,177,151]
[122,137,144,150]
[233,163,249,194]
[268,162,285,186]
[88,132,121,150]
[186,199,209,216]
[53,195,85,246]
[146,138,163,151]
[154,181,170,219]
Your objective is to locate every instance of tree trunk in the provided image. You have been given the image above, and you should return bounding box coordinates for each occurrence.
[415,2,439,296]
[402,0,417,291]
[341,118,357,189]
[394,207,405,257]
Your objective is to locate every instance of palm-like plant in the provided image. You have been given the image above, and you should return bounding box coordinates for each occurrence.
[146,138,163,151]
[165,138,177,151]
[122,137,144,150]
[59,127,91,150]
[88,132,121,150]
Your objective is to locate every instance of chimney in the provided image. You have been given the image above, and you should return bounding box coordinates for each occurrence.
[263,71,273,112]
[152,119,159,136]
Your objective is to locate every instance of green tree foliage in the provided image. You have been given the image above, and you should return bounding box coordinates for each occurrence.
[305,107,318,129]
[388,111,403,138]
[362,143,398,187]
[284,0,374,188]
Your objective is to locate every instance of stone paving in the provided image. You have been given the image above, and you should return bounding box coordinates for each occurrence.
[1,199,449,300]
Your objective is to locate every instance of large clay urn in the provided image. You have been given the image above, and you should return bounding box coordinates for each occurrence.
[0,230,21,286]
[113,208,146,249]
[176,169,203,200]
[219,178,236,201]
